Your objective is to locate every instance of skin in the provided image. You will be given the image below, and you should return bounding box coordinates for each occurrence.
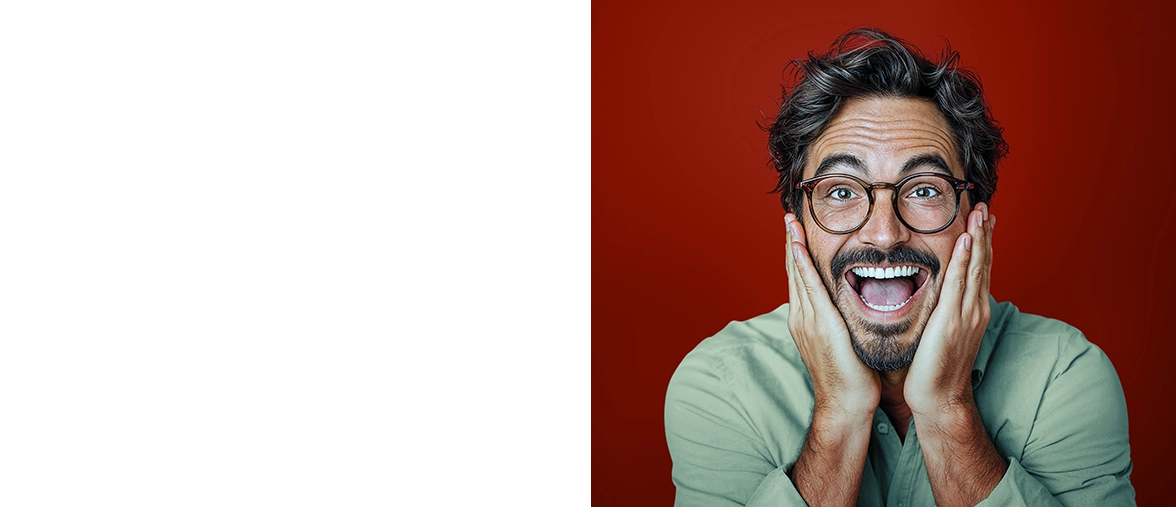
[783,97,1006,506]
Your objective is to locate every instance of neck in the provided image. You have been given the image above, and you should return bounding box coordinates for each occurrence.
[879,368,912,440]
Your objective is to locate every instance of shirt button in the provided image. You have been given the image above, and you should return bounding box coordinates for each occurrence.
[877,423,889,434]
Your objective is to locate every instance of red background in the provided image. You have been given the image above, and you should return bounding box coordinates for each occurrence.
[593,0,1176,505]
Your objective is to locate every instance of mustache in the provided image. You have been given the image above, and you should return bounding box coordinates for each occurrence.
[828,245,941,280]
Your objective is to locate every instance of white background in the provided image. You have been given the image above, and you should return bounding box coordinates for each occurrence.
[0,1,589,504]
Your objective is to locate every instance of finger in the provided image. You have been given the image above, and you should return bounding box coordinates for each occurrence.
[787,216,814,315]
[785,214,811,316]
[983,213,995,296]
[786,217,828,304]
[963,205,991,309]
[784,214,800,307]
[937,227,973,313]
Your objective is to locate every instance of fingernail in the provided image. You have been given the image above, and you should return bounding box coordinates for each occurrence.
[964,234,972,251]
[990,215,996,230]
[792,243,803,258]
[787,223,795,240]
[982,203,989,221]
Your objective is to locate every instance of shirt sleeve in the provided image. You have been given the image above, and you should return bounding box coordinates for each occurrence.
[664,350,808,507]
[975,457,1063,506]
[978,337,1135,506]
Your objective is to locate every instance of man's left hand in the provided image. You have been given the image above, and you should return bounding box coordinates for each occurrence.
[905,202,995,416]
[903,202,1007,506]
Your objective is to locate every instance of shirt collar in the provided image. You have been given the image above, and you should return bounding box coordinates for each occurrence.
[971,295,1008,388]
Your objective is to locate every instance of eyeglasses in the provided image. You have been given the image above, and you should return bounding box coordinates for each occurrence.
[795,172,974,234]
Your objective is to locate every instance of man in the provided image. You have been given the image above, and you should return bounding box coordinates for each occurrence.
[664,30,1133,506]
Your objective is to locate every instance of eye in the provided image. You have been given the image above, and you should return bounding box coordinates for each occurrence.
[828,186,857,200]
[910,185,941,199]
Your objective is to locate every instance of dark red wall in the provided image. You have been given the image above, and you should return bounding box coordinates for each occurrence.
[593,0,1176,504]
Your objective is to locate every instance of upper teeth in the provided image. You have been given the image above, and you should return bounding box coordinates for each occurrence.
[851,266,920,279]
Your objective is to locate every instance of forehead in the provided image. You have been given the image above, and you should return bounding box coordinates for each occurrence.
[806,97,963,179]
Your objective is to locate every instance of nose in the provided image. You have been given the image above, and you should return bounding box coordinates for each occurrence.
[857,191,910,248]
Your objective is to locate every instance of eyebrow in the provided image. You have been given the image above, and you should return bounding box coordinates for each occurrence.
[813,154,866,177]
[813,153,955,179]
[901,154,953,176]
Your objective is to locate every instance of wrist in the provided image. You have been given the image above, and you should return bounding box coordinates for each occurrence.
[912,395,1007,505]
[911,394,979,440]
[798,402,874,478]
[813,398,876,434]
[815,382,879,416]
[906,383,973,417]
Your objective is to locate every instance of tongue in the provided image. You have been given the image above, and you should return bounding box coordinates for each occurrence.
[860,278,915,306]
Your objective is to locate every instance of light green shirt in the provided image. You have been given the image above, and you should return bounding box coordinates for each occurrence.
[665,298,1133,506]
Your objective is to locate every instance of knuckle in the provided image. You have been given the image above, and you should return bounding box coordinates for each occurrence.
[969,266,984,282]
[792,259,807,275]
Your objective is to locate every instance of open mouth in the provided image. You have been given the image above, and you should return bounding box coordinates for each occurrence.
[845,265,931,313]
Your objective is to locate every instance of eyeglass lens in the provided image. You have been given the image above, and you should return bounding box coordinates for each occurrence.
[809,175,958,232]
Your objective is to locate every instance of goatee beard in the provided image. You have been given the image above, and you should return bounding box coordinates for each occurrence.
[847,316,924,371]
[817,244,940,372]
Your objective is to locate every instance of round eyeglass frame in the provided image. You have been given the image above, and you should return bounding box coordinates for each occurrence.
[794,171,975,235]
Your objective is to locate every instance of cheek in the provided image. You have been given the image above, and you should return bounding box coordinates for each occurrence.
[931,223,968,256]
[919,230,965,278]
[928,237,959,259]
[805,236,844,275]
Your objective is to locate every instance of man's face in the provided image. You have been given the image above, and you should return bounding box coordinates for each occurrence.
[801,96,971,371]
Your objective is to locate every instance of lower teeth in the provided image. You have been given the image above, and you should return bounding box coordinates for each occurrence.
[861,294,914,312]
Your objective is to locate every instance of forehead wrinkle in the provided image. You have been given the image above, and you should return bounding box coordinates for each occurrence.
[811,133,957,164]
[819,120,956,147]
[833,116,952,130]
[810,118,962,173]
[818,133,954,152]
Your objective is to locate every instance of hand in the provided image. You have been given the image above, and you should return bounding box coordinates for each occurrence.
[785,214,880,418]
[902,203,1007,506]
[904,203,994,416]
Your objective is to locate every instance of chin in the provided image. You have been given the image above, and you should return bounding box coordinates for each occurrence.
[845,310,925,371]
[834,279,937,372]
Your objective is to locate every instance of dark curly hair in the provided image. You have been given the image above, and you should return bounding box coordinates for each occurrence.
[767,29,1008,216]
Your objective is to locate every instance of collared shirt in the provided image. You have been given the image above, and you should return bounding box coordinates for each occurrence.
[665,297,1134,506]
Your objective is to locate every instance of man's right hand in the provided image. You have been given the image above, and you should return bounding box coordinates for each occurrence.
[784,214,880,506]
[784,214,880,418]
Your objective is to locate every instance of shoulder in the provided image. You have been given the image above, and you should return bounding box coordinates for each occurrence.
[985,301,1117,384]
[667,303,809,399]
[980,303,1134,499]
[664,303,814,469]
[979,302,1129,459]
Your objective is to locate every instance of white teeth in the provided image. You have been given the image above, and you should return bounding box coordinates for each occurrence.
[861,293,915,312]
[850,265,921,311]
[850,266,921,279]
